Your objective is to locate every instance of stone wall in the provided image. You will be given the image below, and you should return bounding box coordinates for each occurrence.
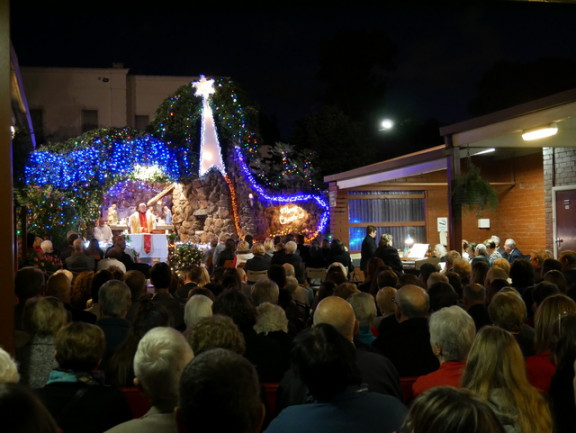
[171,171,237,244]
[103,156,325,243]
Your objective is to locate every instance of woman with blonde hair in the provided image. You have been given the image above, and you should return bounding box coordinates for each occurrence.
[461,326,552,433]
[400,386,506,433]
[526,293,576,394]
[16,296,69,388]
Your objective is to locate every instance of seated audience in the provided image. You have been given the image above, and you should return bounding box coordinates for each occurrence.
[70,270,95,312]
[400,386,506,433]
[124,269,148,323]
[372,285,439,376]
[105,327,193,433]
[442,250,461,274]
[489,291,535,357]
[324,262,348,285]
[526,293,576,393]
[235,240,254,268]
[86,238,105,261]
[358,257,386,293]
[277,295,402,412]
[106,298,171,387]
[462,283,491,331]
[186,314,246,356]
[65,238,95,273]
[333,282,360,300]
[217,238,237,267]
[373,285,397,329]
[461,326,552,432]
[85,269,115,320]
[95,280,132,368]
[347,292,377,345]
[425,272,448,289]
[374,234,403,277]
[452,259,471,286]
[35,322,132,433]
[0,347,20,383]
[46,272,96,323]
[177,348,264,433]
[418,263,438,291]
[150,262,185,331]
[326,238,354,276]
[213,289,288,382]
[183,294,213,335]
[98,247,127,273]
[531,280,561,314]
[244,242,272,273]
[14,266,45,331]
[16,296,69,388]
[0,382,61,433]
[543,269,568,294]
[267,324,407,433]
[412,306,475,398]
[427,282,458,313]
[251,278,280,306]
[509,258,534,295]
[174,264,203,303]
[548,313,576,433]
[254,302,292,362]
[559,249,576,287]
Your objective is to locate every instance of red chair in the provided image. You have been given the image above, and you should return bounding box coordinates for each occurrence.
[261,382,280,418]
[400,376,418,406]
[120,387,152,418]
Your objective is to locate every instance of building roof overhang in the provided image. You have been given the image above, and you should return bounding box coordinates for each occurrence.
[325,88,576,189]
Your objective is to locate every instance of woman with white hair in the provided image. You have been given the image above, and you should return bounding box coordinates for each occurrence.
[0,347,20,383]
[412,305,475,399]
[183,294,214,335]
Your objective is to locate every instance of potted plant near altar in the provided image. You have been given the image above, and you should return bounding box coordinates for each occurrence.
[451,162,498,216]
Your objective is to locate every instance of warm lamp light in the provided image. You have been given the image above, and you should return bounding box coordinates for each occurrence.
[404,233,414,247]
[522,123,558,141]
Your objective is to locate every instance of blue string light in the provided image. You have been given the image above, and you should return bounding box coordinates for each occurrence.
[233,146,329,234]
[25,135,181,188]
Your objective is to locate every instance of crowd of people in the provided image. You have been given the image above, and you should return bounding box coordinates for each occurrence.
[6,227,576,433]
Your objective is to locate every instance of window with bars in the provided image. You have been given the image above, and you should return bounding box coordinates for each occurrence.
[348,191,426,251]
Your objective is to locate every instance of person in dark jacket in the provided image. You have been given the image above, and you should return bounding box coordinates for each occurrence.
[374,234,403,277]
[360,225,377,272]
[35,322,132,433]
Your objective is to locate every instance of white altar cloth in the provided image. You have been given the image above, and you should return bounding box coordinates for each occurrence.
[127,234,169,262]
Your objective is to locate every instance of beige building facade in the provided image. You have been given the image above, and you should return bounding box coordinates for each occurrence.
[20,66,198,144]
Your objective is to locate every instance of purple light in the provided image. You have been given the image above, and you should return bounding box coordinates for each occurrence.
[234,146,329,234]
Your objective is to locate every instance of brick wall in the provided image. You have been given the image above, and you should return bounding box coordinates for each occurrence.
[461,152,545,254]
[327,151,547,254]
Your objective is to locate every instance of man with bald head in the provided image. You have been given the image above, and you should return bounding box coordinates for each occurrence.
[276,296,402,412]
[372,285,439,376]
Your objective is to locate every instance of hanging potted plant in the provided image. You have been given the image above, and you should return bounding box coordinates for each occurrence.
[452,162,498,216]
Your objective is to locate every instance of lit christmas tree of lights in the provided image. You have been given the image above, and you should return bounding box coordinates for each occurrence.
[193,75,226,177]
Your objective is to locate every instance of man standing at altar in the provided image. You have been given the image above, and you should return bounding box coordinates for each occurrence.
[129,202,155,234]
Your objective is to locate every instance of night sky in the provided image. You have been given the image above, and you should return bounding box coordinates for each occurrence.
[10,1,576,139]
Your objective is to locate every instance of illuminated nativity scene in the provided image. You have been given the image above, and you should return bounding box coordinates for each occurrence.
[19,75,329,266]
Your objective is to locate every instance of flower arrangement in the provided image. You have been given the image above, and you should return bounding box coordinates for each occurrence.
[168,242,204,271]
[19,250,63,274]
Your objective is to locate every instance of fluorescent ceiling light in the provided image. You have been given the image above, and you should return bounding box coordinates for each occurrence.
[522,123,558,141]
[473,148,495,156]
